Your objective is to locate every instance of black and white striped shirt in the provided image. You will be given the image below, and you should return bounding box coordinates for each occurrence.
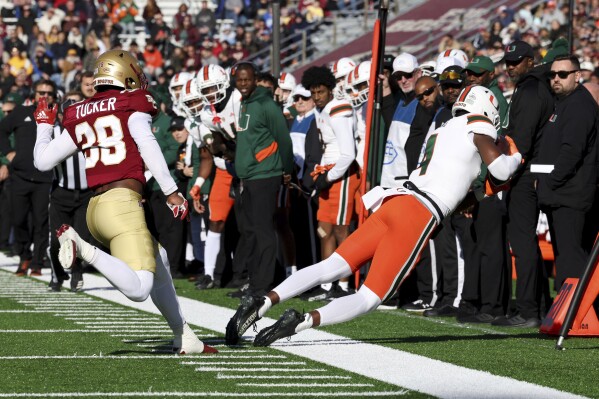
[53,125,88,191]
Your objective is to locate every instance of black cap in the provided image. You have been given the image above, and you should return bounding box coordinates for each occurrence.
[168,116,186,132]
[382,54,395,70]
[503,40,534,62]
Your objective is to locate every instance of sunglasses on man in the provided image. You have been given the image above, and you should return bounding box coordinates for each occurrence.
[547,70,579,80]
[392,71,414,80]
[293,95,311,102]
[415,86,436,101]
[439,71,463,81]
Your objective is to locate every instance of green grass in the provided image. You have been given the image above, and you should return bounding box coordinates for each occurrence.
[174,279,599,398]
[1,271,598,398]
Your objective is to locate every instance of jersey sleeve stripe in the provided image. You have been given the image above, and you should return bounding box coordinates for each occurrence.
[330,104,353,116]
[467,114,492,125]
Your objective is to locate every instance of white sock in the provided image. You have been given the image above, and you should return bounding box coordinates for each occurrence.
[317,286,381,327]
[90,248,153,302]
[258,296,272,318]
[150,246,185,335]
[286,265,297,277]
[204,231,221,278]
[272,252,352,302]
[338,281,349,291]
[294,313,313,333]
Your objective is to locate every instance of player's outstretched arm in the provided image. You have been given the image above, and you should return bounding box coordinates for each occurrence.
[473,133,522,183]
[33,97,78,171]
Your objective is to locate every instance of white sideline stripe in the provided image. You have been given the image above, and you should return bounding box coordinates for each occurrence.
[122,339,171,343]
[217,374,351,380]
[0,355,209,360]
[65,318,159,321]
[0,330,123,333]
[180,355,287,359]
[195,367,327,372]
[110,334,173,338]
[0,265,590,399]
[237,383,375,387]
[182,361,305,366]
[76,321,167,325]
[0,392,407,397]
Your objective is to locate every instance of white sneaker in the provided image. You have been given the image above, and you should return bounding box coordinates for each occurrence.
[174,323,218,355]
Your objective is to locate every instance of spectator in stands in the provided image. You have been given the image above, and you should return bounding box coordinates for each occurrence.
[183,44,202,71]
[4,28,26,54]
[0,79,55,277]
[231,41,248,62]
[174,14,201,48]
[536,55,598,290]
[173,3,190,30]
[32,45,56,83]
[168,46,185,72]
[99,20,122,51]
[143,40,164,80]
[112,0,139,36]
[47,25,60,46]
[438,34,461,53]
[61,0,84,33]
[495,40,554,328]
[580,62,595,83]
[0,64,15,100]
[539,0,566,30]
[67,26,84,50]
[50,31,70,64]
[90,5,109,38]
[142,0,161,29]
[199,40,218,66]
[8,47,33,78]
[494,5,515,28]
[38,7,65,35]
[148,13,172,57]
[196,1,216,36]
[241,31,260,55]
[391,52,420,104]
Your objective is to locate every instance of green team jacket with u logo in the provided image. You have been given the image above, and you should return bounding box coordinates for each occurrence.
[235,86,294,180]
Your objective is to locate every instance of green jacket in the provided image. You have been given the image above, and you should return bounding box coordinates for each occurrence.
[149,111,179,192]
[235,86,293,180]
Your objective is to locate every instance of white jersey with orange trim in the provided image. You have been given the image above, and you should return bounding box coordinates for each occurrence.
[355,103,366,169]
[410,113,497,215]
[317,98,357,181]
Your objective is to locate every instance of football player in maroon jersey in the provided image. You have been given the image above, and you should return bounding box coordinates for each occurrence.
[33,50,217,354]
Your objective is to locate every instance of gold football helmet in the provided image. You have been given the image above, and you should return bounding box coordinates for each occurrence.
[93,50,148,90]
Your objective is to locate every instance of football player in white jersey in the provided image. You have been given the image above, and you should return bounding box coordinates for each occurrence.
[182,64,242,290]
[169,71,193,117]
[274,72,297,118]
[225,85,522,346]
[345,60,371,170]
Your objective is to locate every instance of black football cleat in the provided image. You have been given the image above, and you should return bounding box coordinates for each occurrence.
[225,295,265,345]
[253,308,305,347]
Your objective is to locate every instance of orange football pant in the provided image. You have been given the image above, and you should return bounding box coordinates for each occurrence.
[336,195,438,300]
[209,168,234,223]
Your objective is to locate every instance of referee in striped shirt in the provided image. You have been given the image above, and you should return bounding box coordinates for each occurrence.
[47,93,93,292]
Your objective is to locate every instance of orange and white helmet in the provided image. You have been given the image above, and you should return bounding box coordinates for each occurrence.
[345,61,371,108]
[196,64,230,105]
[179,78,204,118]
[452,85,500,129]
[169,71,192,105]
[278,72,297,91]
[331,57,356,100]
[437,49,468,68]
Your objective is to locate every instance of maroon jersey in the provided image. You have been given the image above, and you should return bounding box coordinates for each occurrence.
[62,89,158,189]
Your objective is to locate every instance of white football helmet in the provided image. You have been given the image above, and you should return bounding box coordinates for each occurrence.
[345,61,371,108]
[179,78,204,118]
[169,71,193,106]
[437,49,468,68]
[419,60,437,77]
[452,85,500,129]
[196,64,230,105]
[276,72,296,106]
[278,72,296,91]
[331,57,356,100]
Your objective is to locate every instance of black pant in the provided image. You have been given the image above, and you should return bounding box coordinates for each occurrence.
[0,179,12,247]
[506,172,546,319]
[10,174,51,270]
[461,196,510,316]
[48,186,93,280]
[545,206,589,290]
[145,189,186,273]
[237,176,280,295]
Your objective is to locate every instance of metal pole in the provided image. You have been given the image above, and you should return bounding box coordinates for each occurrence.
[301,30,307,64]
[333,13,337,46]
[272,0,281,77]
[567,0,574,53]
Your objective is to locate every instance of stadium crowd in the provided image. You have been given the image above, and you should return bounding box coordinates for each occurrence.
[0,0,598,331]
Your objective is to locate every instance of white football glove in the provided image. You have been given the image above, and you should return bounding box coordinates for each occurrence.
[166,192,189,221]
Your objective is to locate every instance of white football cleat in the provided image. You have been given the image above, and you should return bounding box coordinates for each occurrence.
[174,323,218,355]
[56,224,95,269]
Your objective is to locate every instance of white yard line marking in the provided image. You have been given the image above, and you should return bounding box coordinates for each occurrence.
[194,367,327,372]
[0,355,209,360]
[65,318,159,321]
[0,265,590,399]
[0,392,407,397]
[237,383,375,387]
[182,361,306,366]
[216,374,352,380]
[75,321,167,325]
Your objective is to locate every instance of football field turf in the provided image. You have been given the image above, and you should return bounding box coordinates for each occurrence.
[0,252,597,398]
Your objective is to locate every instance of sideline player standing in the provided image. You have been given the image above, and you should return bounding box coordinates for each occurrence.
[32,50,217,355]
[226,86,523,346]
